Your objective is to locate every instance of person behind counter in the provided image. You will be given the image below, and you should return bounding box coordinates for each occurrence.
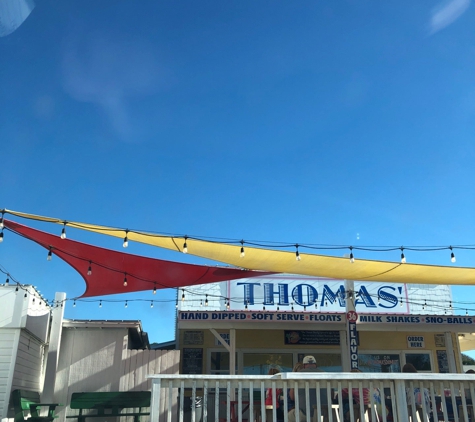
[288,355,328,422]
[265,366,284,421]
[341,369,372,422]
[402,363,431,419]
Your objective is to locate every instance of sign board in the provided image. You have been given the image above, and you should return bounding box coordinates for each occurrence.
[215,333,230,346]
[407,335,425,348]
[183,330,204,345]
[434,334,446,347]
[437,350,449,373]
[284,330,340,345]
[182,348,203,374]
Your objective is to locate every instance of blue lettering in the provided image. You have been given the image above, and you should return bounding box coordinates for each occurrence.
[378,286,398,309]
[292,283,318,306]
[237,282,261,305]
[321,284,345,307]
[264,283,289,306]
[355,286,377,308]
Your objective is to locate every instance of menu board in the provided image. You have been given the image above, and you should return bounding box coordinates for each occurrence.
[437,350,449,373]
[285,330,340,345]
[183,330,204,345]
[182,348,203,374]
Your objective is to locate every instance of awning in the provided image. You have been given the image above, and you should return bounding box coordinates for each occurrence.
[4,209,475,285]
[4,219,273,298]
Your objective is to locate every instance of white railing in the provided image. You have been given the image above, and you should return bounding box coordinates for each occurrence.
[149,373,475,422]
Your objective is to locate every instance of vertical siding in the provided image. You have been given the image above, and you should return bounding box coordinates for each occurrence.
[53,328,179,422]
[0,329,20,419]
[11,331,45,391]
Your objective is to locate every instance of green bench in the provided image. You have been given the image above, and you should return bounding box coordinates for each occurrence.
[11,389,61,422]
[66,391,151,422]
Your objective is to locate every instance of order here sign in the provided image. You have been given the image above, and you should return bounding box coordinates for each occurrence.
[407,335,425,348]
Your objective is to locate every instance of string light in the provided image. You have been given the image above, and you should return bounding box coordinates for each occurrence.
[240,240,245,258]
[60,222,67,239]
[349,247,355,263]
[123,230,129,248]
[87,262,92,276]
[295,244,301,261]
[245,301,248,311]
[226,299,230,310]
[277,305,280,311]
[0,229,3,243]
[181,289,185,302]
[450,246,456,263]
[315,302,318,309]
[400,247,406,264]
[5,277,9,285]
[73,300,76,307]
[183,236,188,254]
[400,298,403,307]
[99,300,102,308]
[123,274,128,287]
[153,284,157,294]
[150,301,154,308]
[422,300,426,310]
[205,294,208,306]
[47,247,52,261]
[200,300,203,307]
[0,211,4,229]
[175,299,178,309]
[125,300,128,308]
[291,303,294,312]
[263,304,265,311]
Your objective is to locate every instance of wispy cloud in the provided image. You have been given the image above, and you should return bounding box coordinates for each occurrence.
[429,0,471,34]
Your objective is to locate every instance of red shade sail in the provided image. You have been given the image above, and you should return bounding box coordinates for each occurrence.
[4,220,273,298]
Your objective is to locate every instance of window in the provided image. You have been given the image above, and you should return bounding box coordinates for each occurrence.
[243,353,293,375]
[358,354,401,372]
[405,353,432,372]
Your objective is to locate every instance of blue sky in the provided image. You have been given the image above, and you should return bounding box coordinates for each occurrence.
[1,0,475,350]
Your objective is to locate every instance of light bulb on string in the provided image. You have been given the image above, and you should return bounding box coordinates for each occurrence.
[450,246,456,263]
[0,229,4,243]
[262,303,265,311]
[400,298,403,307]
[226,299,230,310]
[5,277,9,285]
[466,309,469,316]
[183,236,188,254]
[73,300,76,307]
[240,240,245,258]
[400,247,406,264]
[349,247,355,263]
[175,299,178,309]
[47,247,52,261]
[291,303,294,312]
[150,301,154,308]
[277,305,280,311]
[125,300,128,308]
[99,300,102,308]
[181,289,185,302]
[153,285,157,294]
[60,222,67,239]
[87,262,92,276]
[422,300,426,310]
[295,244,301,261]
[245,301,248,311]
[450,301,453,309]
[325,300,328,307]
[123,230,129,248]
[0,211,4,229]
[123,274,128,287]
[303,305,307,311]
[315,302,318,310]
[200,300,203,307]
[205,294,208,306]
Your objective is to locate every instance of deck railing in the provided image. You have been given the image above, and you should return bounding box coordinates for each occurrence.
[149,373,475,422]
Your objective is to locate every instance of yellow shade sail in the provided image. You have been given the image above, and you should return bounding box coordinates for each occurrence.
[4,209,475,285]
